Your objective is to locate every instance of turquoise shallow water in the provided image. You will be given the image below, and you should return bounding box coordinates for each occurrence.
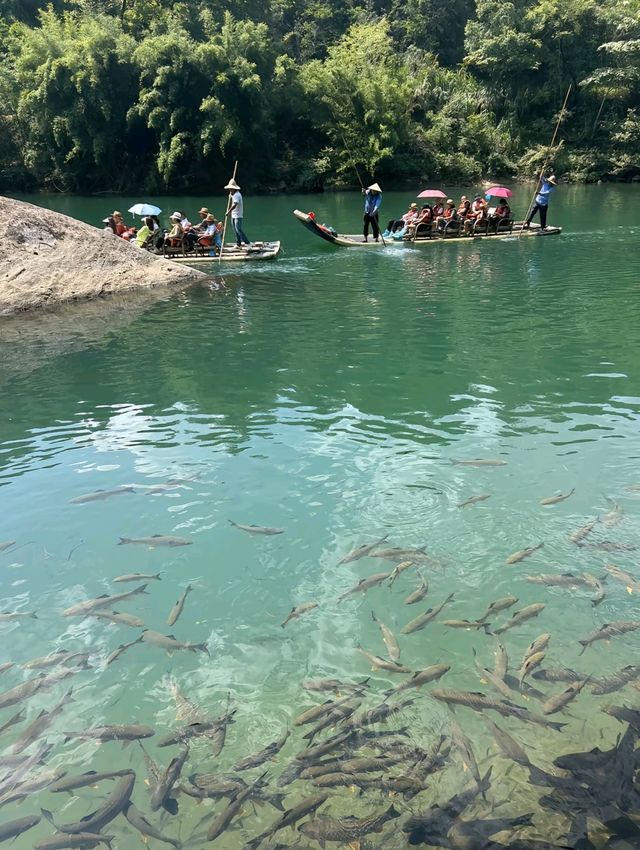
[1,187,640,848]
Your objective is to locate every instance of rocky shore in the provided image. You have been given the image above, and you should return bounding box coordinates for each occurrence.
[0,196,205,315]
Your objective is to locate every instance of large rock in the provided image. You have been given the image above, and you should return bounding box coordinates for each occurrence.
[0,195,205,315]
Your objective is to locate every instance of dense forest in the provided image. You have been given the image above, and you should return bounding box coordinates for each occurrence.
[0,0,638,192]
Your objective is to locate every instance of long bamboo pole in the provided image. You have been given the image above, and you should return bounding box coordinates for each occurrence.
[219,159,239,265]
[520,84,572,236]
[339,128,386,246]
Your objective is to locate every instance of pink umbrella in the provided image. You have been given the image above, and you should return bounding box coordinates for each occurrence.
[417,189,447,199]
[484,186,513,198]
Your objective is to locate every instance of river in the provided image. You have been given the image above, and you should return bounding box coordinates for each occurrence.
[0,186,639,848]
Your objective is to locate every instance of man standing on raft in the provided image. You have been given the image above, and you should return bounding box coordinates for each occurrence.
[362,183,382,242]
[225,178,251,247]
[524,173,557,231]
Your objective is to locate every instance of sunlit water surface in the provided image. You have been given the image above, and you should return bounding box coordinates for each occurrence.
[1,187,640,848]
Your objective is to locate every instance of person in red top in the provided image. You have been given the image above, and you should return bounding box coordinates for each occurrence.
[111,211,127,236]
[436,199,458,233]
[489,200,511,231]
[432,201,445,218]
[411,204,433,238]
[465,195,488,234]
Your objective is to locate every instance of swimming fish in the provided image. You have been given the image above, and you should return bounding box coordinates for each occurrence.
[457,494,491,508]
[167,584,192,626]
[451,458,507,467]
[123,802,180,848]
[0,814,41,842]
[70,486,135,504]
[113,572,163,583]
[404,570,428,604]
[150,746,190,812]
[401,592,455,634]
[384,664,450,696]
[505,542,543,564]
[63,724,154,745]
[338,572,390,602]
[605,563,640,594]
[281,602,318,628]
[371,609,400,661]
[337,534,389,565]
[50,769,134,794]
[117,535,192,547]
[493,603,545,635]
[63,584,148,617]
[355,645,411,673]
[41,772,135,833]
[298,803,400,846]
[141,630,209,655]
[477,596,518,623]
[540,488,574,505]
[228,520,284,535]
[579,620,640,653]
[0,611,37,622]
[90,611,145,628]
[570,517,598,544]
[542,678,590,714]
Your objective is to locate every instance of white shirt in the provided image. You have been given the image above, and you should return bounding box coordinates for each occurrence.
[231,191,243,219]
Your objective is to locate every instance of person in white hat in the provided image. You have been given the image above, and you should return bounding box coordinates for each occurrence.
[225,178,251,247]
[362,182,382,242]
[524,172,558,230]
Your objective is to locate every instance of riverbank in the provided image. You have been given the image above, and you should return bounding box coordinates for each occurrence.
[0,196,205,316]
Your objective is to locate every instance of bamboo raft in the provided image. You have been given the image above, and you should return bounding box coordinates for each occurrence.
[293,210,561,247]
[167,241,281,264]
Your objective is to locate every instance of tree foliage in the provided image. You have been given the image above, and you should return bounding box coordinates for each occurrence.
[0,0,638,191]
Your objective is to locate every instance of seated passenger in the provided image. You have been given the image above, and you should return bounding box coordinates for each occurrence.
[457,198,472,220]
[135,216,154,248]
[489,200,511,230]
[164,212,184,246]
[465,195,488,234]
[111,211,127,237]
[194,206,210,232]
[385,202,419,236]
[432,201,445,218]
[409,205,433,237]
[102,215,117,234]
[197,214,223,254]
[436,199,458,232]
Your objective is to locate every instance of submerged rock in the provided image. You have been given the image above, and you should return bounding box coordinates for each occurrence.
[0,195,204,315]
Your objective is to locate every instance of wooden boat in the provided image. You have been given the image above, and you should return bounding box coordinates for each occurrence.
[293,209,561,247]
[167,241,281,264]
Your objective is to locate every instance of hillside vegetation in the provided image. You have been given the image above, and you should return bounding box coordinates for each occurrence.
[1,0,639,191]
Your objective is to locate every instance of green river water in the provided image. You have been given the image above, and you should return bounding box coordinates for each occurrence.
[0,187,639,849]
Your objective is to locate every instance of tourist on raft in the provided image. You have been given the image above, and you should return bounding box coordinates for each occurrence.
[135,216,154,248]
[412,204,434,237]
[436,199,459,232]
[385,201,418,236]
[489,200,511,231]
[524,172,557,230]
[226,179,251,247]
[163,211,184,248]
[464,195,488,234]
[198,214,223,255]
[362,182,382,242]
[432,199,445,219]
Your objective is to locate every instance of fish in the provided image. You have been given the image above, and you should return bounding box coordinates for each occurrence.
[477,595,518,623]
[401,592,455,633]
[0,611,37,622]
[0,663,13,676]
[276,760,306,788]
[90,610,145,627]
[167,584,192,626]
[295,731,354,761]
[41,772,135,833]
[384,664,450,696]
[526,572,595,588]
[404,570,428,604]
[605,563,640,594]
[582,540,637,552]
[590,664,640,694]
[532,666,584,683]
[451,458,507,466]
[150,746,189,812]
[228,520,284,535]
[22,651,91,670]
[603,497,624,527]
[337,534,389,565]
[342,698,414,731]
[248,792,329,847]
[338,572,391,602]
[34,834,114,850]
[371,547,428,563]
[138,744,177,816]
[302,701,359,742]
[9,689,73,754]
[123,802,180,848]
[140,629,209,655]
[371,609,400,661]
[585,572,606,606]
[579,619,640,653]
[0,710,25,736]
[233,729,290,770]
[485,717,530,765]
[442,619,490,631]
[518,651,546,685]
[281,601,318,628]
[0,541,16,553]
[298,804,400,846]
[523,633,551,662]
[387,559,416,586]
[505,542,544,564]
[450,719,485,796]
[70,486,135,504]
[105,635,143,665]
[602,704,640,733]
[0,767,66,806]
[63,584,149,616]
[494,640,508,680]
[542,678,590,714]
[207,702,236,757]
[493,603,545,635]
[457,493,491,508]
[63,723,154,745]
[294,690,364,726]
[570,517,598,544]
[156,721,218,747]
[0,674,47,710]
[117,534,192,547]
[0,814,41,842]
[431,688,566,730]
[540,489,575,506]
[355,645,411,673]
[447,813,535,850]
[50,769,134,794]
[472,650,515,700]
[302,677,369,694]
[113,572,163,583]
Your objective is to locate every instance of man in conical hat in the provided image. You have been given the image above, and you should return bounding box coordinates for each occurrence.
[225,178,251,247]
[362,182,382,242]
[524,172,557,231]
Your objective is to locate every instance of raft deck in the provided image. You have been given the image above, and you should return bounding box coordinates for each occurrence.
[167,241,281,264]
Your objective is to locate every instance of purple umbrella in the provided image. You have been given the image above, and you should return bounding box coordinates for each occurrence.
[484,186,513,198]
[417,189,447,199]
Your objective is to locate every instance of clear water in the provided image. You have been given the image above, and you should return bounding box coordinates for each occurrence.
[1,187,640,848]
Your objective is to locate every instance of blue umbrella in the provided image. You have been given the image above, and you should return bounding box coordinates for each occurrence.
[128,203,162,217]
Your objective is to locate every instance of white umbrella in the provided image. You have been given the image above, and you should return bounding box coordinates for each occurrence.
[128,203,162,217]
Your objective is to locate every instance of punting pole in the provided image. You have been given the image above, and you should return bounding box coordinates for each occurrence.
[219,160,239,264]
[340,128,386,246]
[520,84,572,237]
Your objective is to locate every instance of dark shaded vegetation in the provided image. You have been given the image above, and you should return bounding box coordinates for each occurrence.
[0,0,638,192]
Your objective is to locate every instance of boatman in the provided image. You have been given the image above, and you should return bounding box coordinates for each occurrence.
[225,178,251,247]
[524,173,557,231]
[362,182,382,242]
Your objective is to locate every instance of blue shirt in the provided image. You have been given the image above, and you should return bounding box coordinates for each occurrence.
[364,191,382,215]
[535,180,555,207]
